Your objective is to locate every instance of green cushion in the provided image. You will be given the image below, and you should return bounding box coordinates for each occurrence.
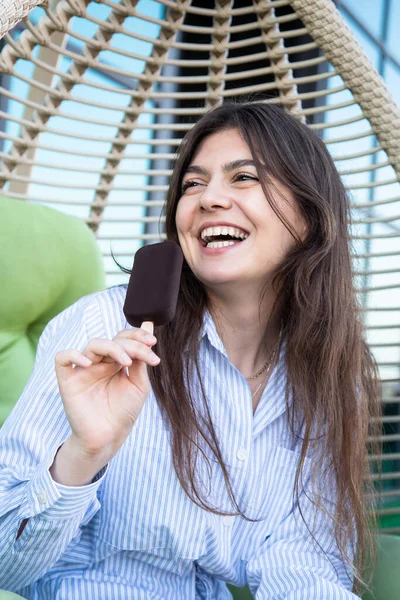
[228,584,253,599]
[0,593,25,599]
[362,534,400,600]
[0,197,105,423]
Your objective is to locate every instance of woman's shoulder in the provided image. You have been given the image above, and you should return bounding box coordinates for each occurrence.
[90,284,130,336]
[88,284,129,314]
[44,285,130,343]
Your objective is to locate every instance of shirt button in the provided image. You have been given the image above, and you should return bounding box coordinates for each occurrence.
[37,491,47,504]
[222,516,234,527]
[236,447,249,461]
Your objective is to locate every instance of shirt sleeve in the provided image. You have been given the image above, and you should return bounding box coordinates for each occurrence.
[0,292,109,592]
[246,457,361,600]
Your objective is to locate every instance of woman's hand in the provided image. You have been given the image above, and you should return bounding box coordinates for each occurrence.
[54,324,159,463]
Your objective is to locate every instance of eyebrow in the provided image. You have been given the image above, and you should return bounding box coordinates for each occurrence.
[183,159,257,177]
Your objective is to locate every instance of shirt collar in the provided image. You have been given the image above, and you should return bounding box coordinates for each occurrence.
[198,308,228,357]
[198,309,287,363]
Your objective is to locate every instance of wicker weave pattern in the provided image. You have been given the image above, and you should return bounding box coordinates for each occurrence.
[206,0,231,109]
[90,0,191,232]
[0,0,82,190]
[253,0,301,117]
[0,1,397,243]
[289,0,400,178]
[0,0,45,39]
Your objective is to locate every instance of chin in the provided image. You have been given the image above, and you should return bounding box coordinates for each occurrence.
[196,272,241,288]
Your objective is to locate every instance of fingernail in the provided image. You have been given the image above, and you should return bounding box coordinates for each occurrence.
[82,357,92,366]
[144,334,156,344]
[122,353,132,364]
[149,354,160,365]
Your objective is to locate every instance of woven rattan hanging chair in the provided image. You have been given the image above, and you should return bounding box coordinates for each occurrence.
[1,0,400,531]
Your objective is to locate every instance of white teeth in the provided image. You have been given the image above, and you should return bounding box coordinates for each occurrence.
[200,226,249,241]
[207,240,236,248]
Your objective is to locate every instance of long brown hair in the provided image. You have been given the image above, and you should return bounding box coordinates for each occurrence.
[145,101,381,593]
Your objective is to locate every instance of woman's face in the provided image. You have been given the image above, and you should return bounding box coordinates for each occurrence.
[175,128,307,292]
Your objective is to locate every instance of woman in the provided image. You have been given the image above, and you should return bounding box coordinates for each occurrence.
[0,102,381,599]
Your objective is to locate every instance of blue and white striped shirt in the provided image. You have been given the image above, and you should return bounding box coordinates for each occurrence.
[0,285,359,599]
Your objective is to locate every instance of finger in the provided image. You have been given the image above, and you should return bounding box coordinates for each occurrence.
[112,338,160,367]
[82,339,133,366]
[115,327,156,347]
[122,340,160,391]
[125,351,158,390]
[56,350,93,369]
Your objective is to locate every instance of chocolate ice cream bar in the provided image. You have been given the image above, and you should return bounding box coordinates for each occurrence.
[123,241,183,328]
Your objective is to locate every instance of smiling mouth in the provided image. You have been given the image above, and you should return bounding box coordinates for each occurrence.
[200,226,249,248]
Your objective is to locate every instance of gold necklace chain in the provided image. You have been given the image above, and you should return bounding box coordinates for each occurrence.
[246,329,282,381]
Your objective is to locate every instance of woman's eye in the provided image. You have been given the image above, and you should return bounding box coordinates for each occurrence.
[234,173,258,182]
[181,180,200,193]
[181,173,257,193]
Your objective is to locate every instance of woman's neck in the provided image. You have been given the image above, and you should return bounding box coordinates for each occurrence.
[207,287,282,380]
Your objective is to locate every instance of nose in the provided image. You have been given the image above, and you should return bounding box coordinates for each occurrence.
[199,180,233,212]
